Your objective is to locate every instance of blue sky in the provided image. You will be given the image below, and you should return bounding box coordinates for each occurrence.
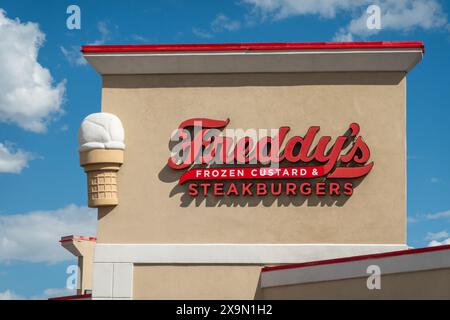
[0,0,450,299]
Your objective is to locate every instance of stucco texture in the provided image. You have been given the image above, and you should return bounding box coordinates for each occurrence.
[262,268,450,300]
[97,72,406,245]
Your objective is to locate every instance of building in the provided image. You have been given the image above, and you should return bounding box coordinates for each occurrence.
[53,41,450,300]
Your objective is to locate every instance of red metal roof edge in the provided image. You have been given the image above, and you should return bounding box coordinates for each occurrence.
[261,244,450,273]
[81,41,425,54]
[48,294,92,301]
[59,235,97,243]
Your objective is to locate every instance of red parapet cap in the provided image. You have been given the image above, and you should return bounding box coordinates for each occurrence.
[60,235,97,243]
[82,41,425,54]
[262,244,450,273]
[49,294,92,300]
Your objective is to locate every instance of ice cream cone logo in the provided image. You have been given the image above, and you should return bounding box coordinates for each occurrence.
[78,113,125,208]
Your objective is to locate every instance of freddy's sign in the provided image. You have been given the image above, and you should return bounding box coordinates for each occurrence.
[167,118,373,197]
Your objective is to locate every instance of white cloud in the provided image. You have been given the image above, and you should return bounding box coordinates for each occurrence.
[211,14,241,32]
[192,27,213,39]
[97,21,109,38]
[60,45,87,66]
[407,215,420,224]
[333,28,354,41]
[193,13,241,38]
[0,142,32,173]
[31,287,76,300]
[0,9,65,132]
[131,34,150,43]
[0,204,97,263]
[243,0,449,40]
[426,210,450,220]
[0,287,76,300]
[243,0,365,20]
[428,238,450,247]
[430,177,440,183]
[0,289,24,300]
[90,21,113,45]
[62,20,114,66]
[425,230,449,241]
[345,0,449,38]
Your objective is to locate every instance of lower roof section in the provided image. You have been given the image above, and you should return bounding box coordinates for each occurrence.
[82,41,424,75]
[260,244,450,288]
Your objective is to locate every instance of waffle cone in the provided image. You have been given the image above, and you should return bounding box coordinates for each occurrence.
[80,149,124,208]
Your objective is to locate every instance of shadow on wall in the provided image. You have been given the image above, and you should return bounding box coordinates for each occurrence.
[102,72,404,89]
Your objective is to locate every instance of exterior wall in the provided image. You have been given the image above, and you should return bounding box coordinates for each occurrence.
[60,237,96,295]
[99,72,406,245]
[92,262,133,300]
[95,71,407,299]
[78,256,92,295]
[133,265,263,300]
[261,268,450,300]
[78,242,95,295]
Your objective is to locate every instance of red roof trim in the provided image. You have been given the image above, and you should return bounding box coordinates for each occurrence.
[48,294,92,301]
[261,244,450,273]
[60,235,97,243]
[82,41,424,54]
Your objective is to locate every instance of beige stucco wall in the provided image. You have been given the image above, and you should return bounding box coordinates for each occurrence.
[98,71,406,245]
[61,239,95,295]
[133,264,263,299]
[261,268,450,300]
